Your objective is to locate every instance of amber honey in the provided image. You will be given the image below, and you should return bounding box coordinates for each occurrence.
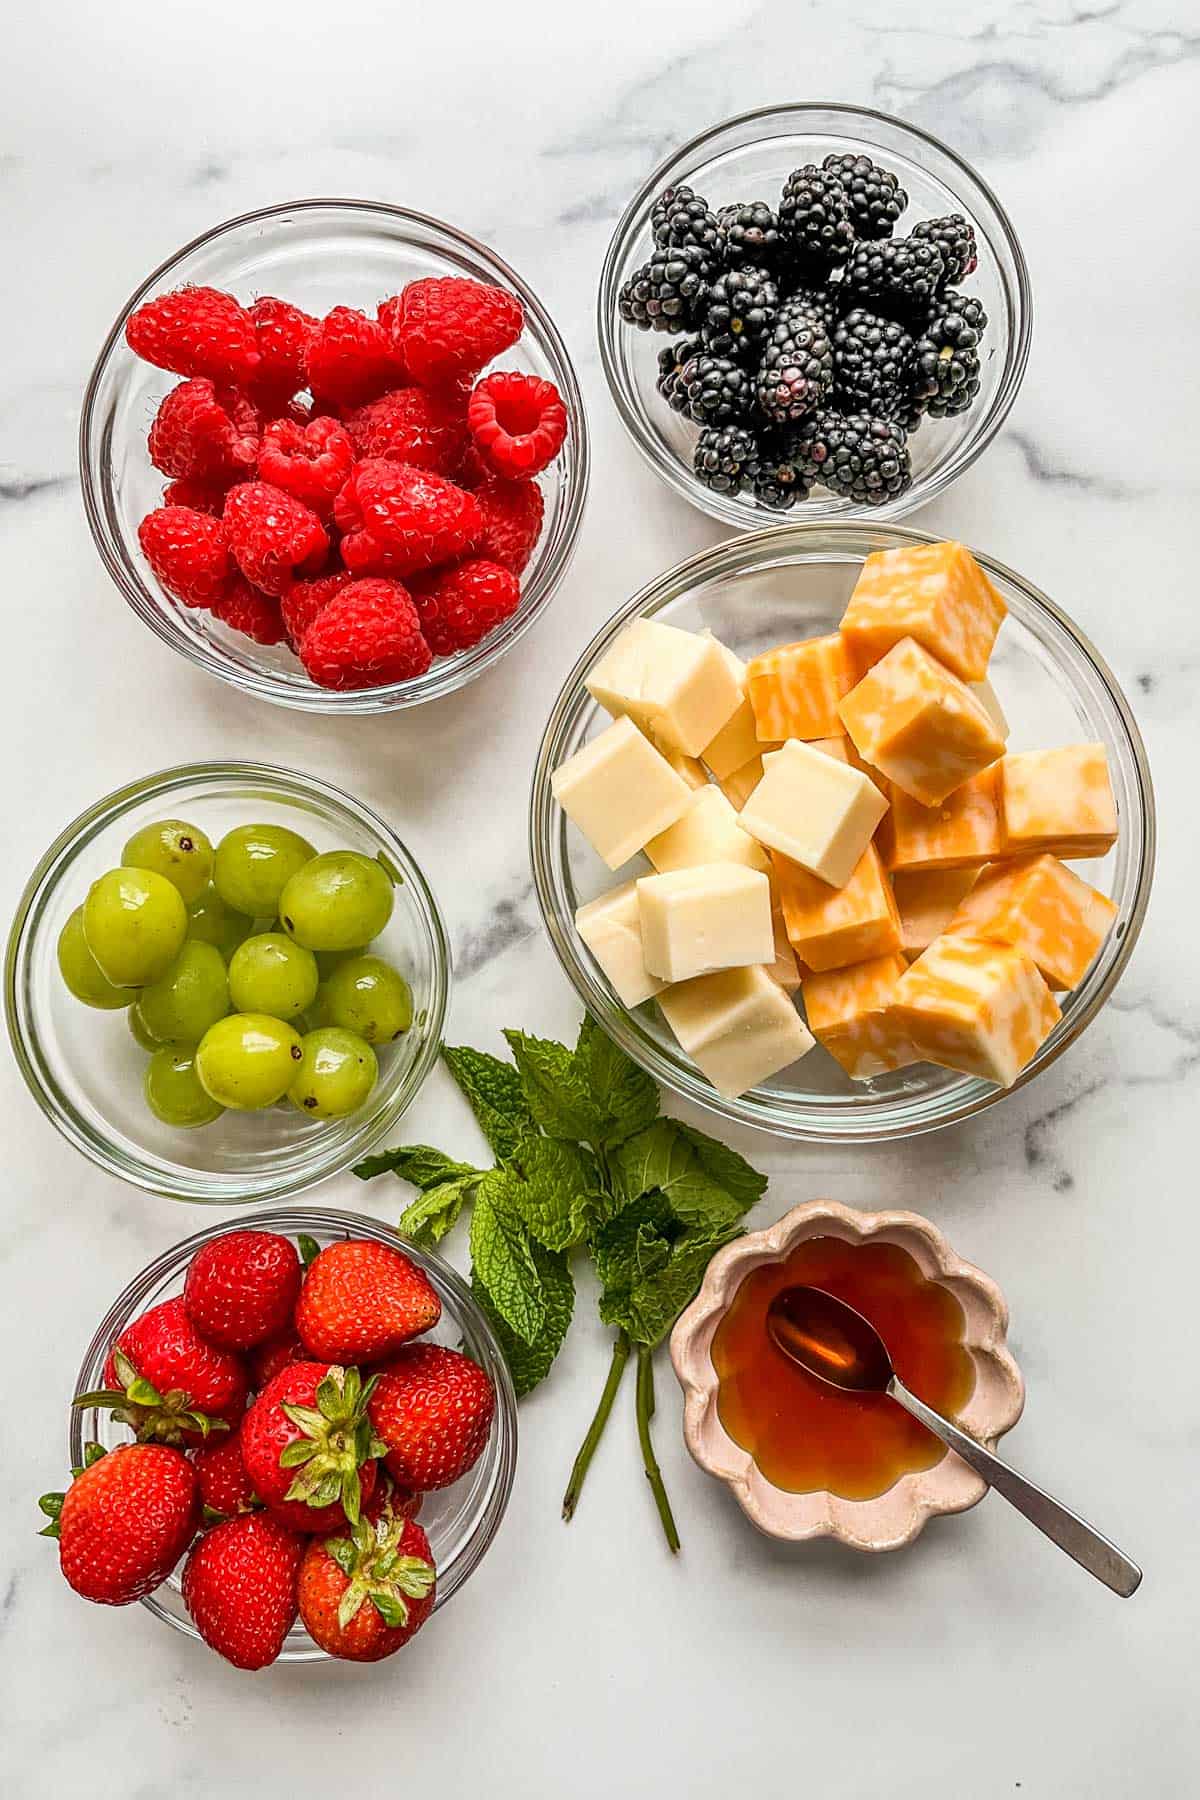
[711,1235,976,1500]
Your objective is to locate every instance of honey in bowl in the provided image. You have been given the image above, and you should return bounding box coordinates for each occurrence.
[711,1235,976,1500]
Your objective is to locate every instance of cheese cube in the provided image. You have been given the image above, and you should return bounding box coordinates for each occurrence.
[838,637,1006,807]
[575,882,665,1008]
[891,935,1061,1087]
[774,842,901,973]
[970,677,1009,741]
[699,640,779,778]
[802,954,920,1080]
[999,745,1118,860]
[719,757,766,811]
[638,864,773,982]
[739,739,888,888]
[644,784,771,878]
[946,854,1117,990]
[768,909,802,992]
[884,764,1004,871]
[809,733,888,793]
[658,964,815,1098]
[585,618,741,756]
[551,716,693,869]
[892,868,979,959]
[747,634,856,741]
[650,735,709,790]
[840,541,1007,682]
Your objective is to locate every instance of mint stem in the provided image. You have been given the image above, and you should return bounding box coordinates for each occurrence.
[635,1343,680,1554]
[561,1329,630,1522]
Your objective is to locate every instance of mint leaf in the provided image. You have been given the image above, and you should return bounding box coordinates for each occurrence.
[507,1134,597,1253]
[591,1190,674,1295]
[613,1120,693,1205]
[353,1144,481,1189]
[660,1166,747,1233]
[398,1174,479,1245]
[469,1171,545,1345]
[442,1044,533,1160]
[615,1225,742,1347]
[674,1123,767,1212]
[503,1030,605,1144]
[574,1014,659,1145]
[473,1244,575,1399]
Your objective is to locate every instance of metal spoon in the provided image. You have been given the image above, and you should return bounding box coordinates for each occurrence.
[766,1284,1142,1597]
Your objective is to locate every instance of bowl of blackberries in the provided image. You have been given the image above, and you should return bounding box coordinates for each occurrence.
[599,104,1030,524]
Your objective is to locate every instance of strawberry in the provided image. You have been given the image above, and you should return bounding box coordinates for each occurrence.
[182,1511,303,1669]
[368,1344,495,1491]
[193,1425,258,1520]
[240,1361,383,1533]
[183,1229,302,1350]
[295,1239,441,1364]
[40,1442,198,1606]
[248,1328,306,1390]
[297,1498,435,1662]
[79,1297,248,1447]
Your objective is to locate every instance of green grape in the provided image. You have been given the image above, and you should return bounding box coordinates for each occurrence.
[320,954,413,1044]
[288,1028,378,1120]
[122,819,214,904]
[128,1002,163,1051]
[56,907,134,1010]
[196,1013,303,1110]
[279,852,394,952]
[227,933,318,1022]
[316,946,369,979]
[82,867,188,987]
[212,824,316,918]
[137,940,230,1045]
[144,1047,225,1128]
[186,885,254,961]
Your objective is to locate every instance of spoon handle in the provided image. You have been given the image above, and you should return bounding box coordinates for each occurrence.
[888,1376,1142,1597]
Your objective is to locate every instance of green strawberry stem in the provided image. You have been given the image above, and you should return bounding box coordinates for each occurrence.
[561,1329,630,1522]
[635,1344,680,1555]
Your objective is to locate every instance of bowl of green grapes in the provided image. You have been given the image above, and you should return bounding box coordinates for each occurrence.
[5,763,450,1203]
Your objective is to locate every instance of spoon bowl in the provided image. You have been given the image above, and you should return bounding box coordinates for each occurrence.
[767,1286,894,1394]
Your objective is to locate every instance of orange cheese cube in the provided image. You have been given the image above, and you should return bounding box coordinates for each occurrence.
[891,935,1061,1087]
[838,637,1006,807]
[747,634,855,741]
[999,745,1118,860]
[884,764,1004,871]
[946,853,1117,990]
[840,540,1007,682]
[719,757,767,812]
[802,953,920,1079]
[892,868,979,959]
[773,841,901,973]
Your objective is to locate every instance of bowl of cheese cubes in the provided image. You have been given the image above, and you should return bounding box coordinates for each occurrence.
[530,526,1154,1141]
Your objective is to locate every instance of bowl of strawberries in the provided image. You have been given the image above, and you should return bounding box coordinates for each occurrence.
[80,199,589,711]
[51,1210,517,1667]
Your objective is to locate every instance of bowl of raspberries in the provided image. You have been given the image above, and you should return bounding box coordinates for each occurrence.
[600,103,1030,523]
[81,199,588,710]
[54,1210,517,1666]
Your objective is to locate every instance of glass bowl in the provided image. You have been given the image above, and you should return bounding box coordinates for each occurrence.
[530,522,1154,1143]
[80,198,590,714]
[598,102,1030,529]
[6,762,450,1200]
[68,1208,518,1662]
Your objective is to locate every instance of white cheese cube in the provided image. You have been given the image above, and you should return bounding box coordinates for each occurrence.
[739,738,888,888]
[644,785,771,877]
[551,715,693,869]
[637,864,773,983]
[658,965,816,1098]
[574,881,666,1008]
[698,639,772,779]
[585,619,742,756]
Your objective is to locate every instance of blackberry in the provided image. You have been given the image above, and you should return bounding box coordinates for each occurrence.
[832,307,915,420]
[694,424,759,496]
[678,350,754,425]
[781,277,843,331]
[911,319,981,418]
[717,201,782,269]
[746,431,813,510]
[656,336,701,413]
[793,410,912,505]
[755,300,834,424]
[701,265,779,359]
[619,244,713,333]
[777,165,855,269]
[911,214,978,287]
[821,152,908,240]
[651,184,723,267]
[927,290,988,345]
[844,236,945,319]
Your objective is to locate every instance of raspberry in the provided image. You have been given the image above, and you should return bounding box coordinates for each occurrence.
[162,478,225,516]
[343,386,468,475]
[148,378,259,484]
[256,416,354,519]
[126,285,261,386]
[138,505,233,609]
[280,569,353,648]
[305,306,397,410]
[223,481,328,596]
[334,459,483,577]
[300,578,433,690]
[410,558,521,655]
[467,371,567,479]
[385,277,523,386]
[471,474,544,575]
[248,296,317,403]
[209,576,287,644]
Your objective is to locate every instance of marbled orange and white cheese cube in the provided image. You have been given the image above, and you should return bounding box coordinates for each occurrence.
[946,853,1117,990]
[839,637,1006,807]
[747,633,856,741]
[999,744,1118,860]
[801,953,919,1080]
[839,540,1007,683]
[891,934,1061,1086]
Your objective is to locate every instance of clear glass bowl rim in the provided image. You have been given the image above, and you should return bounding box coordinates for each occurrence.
[79,195,591,714]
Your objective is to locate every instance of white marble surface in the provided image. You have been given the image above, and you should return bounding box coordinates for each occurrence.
[2,3,1197,1794]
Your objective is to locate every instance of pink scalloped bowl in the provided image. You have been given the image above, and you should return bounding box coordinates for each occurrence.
[669,1200,1024,1550]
